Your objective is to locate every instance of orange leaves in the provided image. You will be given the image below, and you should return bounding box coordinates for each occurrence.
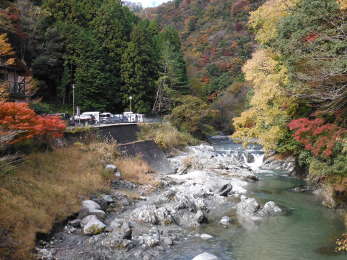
[0,102,66,144]
[0,34,15,58]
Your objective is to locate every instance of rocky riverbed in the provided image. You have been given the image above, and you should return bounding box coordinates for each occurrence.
[36,143,291,260]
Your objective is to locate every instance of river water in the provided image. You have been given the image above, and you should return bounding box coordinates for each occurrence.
[162,138,346,260]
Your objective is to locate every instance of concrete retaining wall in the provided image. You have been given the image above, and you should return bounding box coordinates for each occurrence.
[117,140,173,174]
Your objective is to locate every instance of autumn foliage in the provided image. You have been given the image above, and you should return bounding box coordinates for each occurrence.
[288,118,346,158]
[0,102,66,144]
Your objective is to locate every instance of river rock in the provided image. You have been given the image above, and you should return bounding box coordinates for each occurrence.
[130,205,158,225]
[200,233,213,240]
[81,215,106,235]
[195,210,208,224]
[140,234,160,248]
[79,200,106,219]
[261,155,295,174]
[156,207,175,225]
[192,252,219,260]
[68,219,81,228]
[105,164,117,172]
[218,183,233,197]
[257,201,282,217]
[175,194,197,212]
[220,216,231,225]
[120,222,132,240]
[236,197,260,216]
[82,200,101,210]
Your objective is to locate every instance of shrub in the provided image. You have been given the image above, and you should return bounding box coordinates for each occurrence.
[0,102,66,144]
[288,118,346,158]
[137,122,198,150]
[169,95,217,138]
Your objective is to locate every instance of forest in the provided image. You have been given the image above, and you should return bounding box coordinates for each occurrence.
[0,0,188,114]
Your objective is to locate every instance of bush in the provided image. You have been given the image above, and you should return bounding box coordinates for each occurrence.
[137,122,198,150]
[169,95,217,138]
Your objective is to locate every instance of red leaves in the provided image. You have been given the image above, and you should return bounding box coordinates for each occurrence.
[0,102,66,144]
[288,117,346,158]
[303,33,319,43]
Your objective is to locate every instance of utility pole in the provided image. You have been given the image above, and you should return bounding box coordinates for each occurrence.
[72,84,75,124]
[129,96,133,112]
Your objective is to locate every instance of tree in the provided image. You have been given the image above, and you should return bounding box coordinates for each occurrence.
[169,95,217,138]
[0,33,15,101]
[0,102,65,144]
[232,49,298,151]
[121,23,160,113]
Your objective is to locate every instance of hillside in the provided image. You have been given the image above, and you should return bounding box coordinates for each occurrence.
[142,0,264,99]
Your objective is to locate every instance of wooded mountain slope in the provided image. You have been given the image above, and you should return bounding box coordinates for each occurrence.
[142,0,264,99]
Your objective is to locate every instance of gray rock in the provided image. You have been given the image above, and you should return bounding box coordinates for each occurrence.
[219,216,231,225]
[36,248,55,260]
[110,218,123,229]
[236,197,260,216]
[140,234,160,248]
[162,237,173,246]
[68,219,81,228]
[192,252,219,260]
[156,207,175,225]
[82,200,101,210]
[177,165,189,175]
[175,194,197,212]
[101,194,114,203]
[257,201,282,217]
[79,207,106,220]
[200,233,213,240]
[218,184,233,197]
[130,205,158,225]
[120,222,132,240]
[105,164,117,172]
[195,210,208,224]
[81,215,106,235]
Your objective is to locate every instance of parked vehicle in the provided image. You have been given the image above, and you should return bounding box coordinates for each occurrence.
[73,111,100,125]
[100,112,113,124]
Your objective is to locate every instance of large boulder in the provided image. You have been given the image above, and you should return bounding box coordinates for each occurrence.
[195,210,208,224]
[236,197,260,216]
[81,215,106,235]
[79,200,106,219]
[218,184,233,197]
[192,252,219,260]
[256,201,282,217]
[261,155,295,174]
[130,205,158,225]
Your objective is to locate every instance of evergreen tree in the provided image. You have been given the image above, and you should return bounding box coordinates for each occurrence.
[121,23,160,113]
[159,26,189,95]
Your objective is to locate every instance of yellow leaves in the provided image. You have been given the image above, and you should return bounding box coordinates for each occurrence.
[232,48,297,151]
[0,33,15,58]
[337,0,347,9]
[249,0,299,45]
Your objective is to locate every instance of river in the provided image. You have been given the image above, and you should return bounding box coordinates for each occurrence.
[161,137,346,260]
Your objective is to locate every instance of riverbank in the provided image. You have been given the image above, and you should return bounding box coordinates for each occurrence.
[36,140,314,260]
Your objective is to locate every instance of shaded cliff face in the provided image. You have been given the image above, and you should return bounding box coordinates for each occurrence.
[142,0,264,97]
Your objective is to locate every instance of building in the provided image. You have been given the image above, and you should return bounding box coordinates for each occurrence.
[0,57,30,101]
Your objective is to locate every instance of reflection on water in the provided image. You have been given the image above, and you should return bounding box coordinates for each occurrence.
[162,137,346,260]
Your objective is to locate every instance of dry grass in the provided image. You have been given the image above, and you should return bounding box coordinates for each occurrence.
[0,142,117,260]
[137,122,198,151]
[115,156,159,186]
